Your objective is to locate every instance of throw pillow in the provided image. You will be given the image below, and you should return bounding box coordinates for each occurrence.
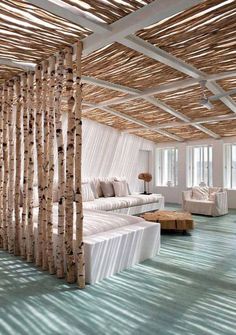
[192,186,209,200]
[114,177,131,195]
[100,181,115,197]
[82,183,95,202]
[113,181,129,197]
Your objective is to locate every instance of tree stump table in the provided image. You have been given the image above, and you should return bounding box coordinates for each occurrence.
[141,210,194,234]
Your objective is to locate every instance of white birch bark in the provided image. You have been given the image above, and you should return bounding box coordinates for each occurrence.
[65,46,76,283]
[21,73,28,258]
[55,51,65,278]
[14,77,22,256]
[74,42,85,288]
[47,56,56,274]
[7,80,14,254]
[27,72,35,262]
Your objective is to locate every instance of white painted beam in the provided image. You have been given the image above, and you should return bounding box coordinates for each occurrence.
[193,124,220,139]
[83,102,183,142]
[83,0,202,56]
[0,58,35,71]
[82,70,236,105]
[26,0,203,56]
[120,35,203,79]
[27,0,109,33]
[82,78,220,139]
[206,81,236,113]
[126,114,236,132]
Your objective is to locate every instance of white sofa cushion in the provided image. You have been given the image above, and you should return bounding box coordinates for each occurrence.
[83,194,161,211]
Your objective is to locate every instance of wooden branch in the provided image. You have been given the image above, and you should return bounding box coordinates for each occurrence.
[21,73,28,258]
[55,51,65,279]
[27,71,35,263]
[74,42,85,288]
[0,86,3,249]
[14,77,22,256]
[47,56,56,274]
[7,79,14,254]
[42,61,49,270]
[2,83,8,250]
[65,46,76,284]
[35,64,43,267]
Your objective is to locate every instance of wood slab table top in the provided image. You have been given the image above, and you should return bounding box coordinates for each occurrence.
[141,210,194,231]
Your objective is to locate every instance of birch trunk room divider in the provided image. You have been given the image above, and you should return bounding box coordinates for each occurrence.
[0,42,85,288]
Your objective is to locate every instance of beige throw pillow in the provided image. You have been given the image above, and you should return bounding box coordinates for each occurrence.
[113,181,129,197]
[192,186,209,200]
[114,177,131,195]
[100,181,115,197]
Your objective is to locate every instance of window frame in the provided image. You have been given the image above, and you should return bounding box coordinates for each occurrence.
[187,144,213,187]
[224,143,236,190]
[155,147,178,187]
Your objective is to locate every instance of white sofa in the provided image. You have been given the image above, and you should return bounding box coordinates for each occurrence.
[82,177,164,215]
[182,187,228,216]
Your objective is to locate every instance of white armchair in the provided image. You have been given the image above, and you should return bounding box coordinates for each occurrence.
[182,187,228,216]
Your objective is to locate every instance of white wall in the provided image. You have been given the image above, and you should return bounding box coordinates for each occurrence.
[82,119,155,193]
[155,137,236,209]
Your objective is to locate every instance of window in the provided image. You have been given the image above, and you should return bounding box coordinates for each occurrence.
[224,144,236,189]
[156,147,178,186]
[187,145,212,187]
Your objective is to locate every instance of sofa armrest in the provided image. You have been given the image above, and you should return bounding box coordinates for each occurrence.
[215,191,227,206]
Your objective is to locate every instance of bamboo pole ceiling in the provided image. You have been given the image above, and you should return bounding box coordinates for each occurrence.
[0,0,236,142]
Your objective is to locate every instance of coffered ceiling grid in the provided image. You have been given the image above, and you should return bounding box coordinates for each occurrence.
[0,0,236,142]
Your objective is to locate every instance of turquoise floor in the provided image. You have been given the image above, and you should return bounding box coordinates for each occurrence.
[1,206,236,335]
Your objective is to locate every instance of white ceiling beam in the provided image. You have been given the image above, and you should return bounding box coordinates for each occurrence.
[82,70,236,105]
[83,0,202,56]
[82,77,220,139]
[120,36,236,115]
[193,124,220,139]
[83,102,183,142]
[206,81,236,113]
[25,0,234,120]
[0,58,35,72]
[120,35,203,79]
[27,0,109,33]
[26,0,203,56]
[126,114,236,132]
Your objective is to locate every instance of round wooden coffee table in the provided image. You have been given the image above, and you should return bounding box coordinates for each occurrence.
[141,210,194,234]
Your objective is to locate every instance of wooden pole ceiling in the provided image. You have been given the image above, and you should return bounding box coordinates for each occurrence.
[0,0,236,142]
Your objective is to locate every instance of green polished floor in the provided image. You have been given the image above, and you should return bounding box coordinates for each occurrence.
[1,206,236,335]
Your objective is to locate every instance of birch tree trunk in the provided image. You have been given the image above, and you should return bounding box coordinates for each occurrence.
[74,42,85,288]
[27,72,35,263]
[55,51,65,278]
[35,65,44,267]
[14,77,22,256]
[65,46,76,283]
[21,73,28,258]
[42,61,49,270]
[7,79,14,254]
[47,56,56,274]
[2,83,9,250]
[0,87,3,248]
